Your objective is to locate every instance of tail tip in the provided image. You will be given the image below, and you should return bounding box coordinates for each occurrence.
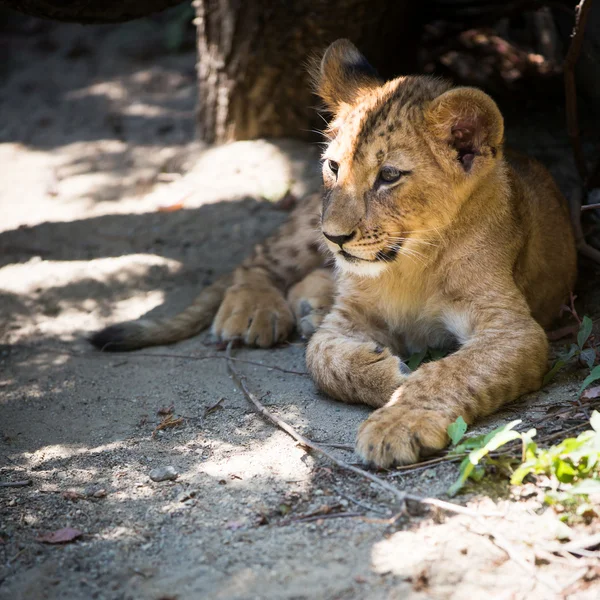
[89,324,136,352]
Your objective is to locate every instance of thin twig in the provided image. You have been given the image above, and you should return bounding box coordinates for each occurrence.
[387,453,467,477]
[313,442,355,451]
[61,347,308,377]
[0,480,31,488]
[225,342,499,518]
[332,485,391,516]
[581,202,600,212]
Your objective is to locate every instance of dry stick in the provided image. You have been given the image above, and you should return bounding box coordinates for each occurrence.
[0,480,31,488]
[225,342,497,518]
[387,453,467,477]
[581,202,600,212]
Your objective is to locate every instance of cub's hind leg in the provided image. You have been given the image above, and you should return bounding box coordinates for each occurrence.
[287,269,335,339]
[212,193,325,347]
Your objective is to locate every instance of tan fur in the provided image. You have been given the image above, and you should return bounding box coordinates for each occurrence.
[92,39,577,469]
[305,40,576,466]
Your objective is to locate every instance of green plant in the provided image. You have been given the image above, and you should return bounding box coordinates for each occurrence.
[447,418,525,496]
[544,315,595,385]
[406,347,448,371]
[446,411,600,505]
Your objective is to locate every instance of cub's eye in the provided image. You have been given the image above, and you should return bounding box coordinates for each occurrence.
[378,166,402,184]
[327,159,339,176]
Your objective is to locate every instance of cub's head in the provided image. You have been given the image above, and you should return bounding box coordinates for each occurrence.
[313,39,504,277]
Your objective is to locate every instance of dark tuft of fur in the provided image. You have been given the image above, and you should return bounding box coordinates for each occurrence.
[89,324,143,352]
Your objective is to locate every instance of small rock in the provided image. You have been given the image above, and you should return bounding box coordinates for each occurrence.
[149,466,178,482]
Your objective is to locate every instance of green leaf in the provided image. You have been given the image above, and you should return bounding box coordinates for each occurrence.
[510,459,539,485]
[560,344,580,361]
[470,464,486,482]
[543,359,567,386]
[580,348,597,370]
[428,348,448,361]
[447,416,468,446]
[554,459,577,483]
[482,420,522,446]
[470,428,521,464]
[447,456,474,497]
[577,316,593,350]
[406,349,427,371]
[578,365,600,397]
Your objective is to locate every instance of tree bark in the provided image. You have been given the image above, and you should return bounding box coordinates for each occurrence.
[0,0,186,23]
[194,0,424,144]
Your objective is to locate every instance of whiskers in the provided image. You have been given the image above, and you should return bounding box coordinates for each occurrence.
[383,225,445,266]
[384,241,428,266]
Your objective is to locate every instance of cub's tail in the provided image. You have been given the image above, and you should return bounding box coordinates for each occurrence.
[89,274,233,351]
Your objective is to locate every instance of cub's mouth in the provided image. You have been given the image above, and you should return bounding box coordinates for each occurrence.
[337,245,400,263]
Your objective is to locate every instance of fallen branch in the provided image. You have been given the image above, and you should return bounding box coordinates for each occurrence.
[225,342,498,518]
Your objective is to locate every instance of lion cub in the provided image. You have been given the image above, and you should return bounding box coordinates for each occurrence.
[92,39,576,467]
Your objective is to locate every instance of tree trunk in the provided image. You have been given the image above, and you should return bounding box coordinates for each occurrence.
[194,0,423,144]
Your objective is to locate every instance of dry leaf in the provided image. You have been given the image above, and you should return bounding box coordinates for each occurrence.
[582,386,600,400]
[37,527,83,544]
[157,200,185,212]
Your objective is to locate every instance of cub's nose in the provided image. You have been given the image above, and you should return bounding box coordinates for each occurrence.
[322,230,356,248]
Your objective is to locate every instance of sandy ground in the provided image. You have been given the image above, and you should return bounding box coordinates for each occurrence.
[1,11,600,600]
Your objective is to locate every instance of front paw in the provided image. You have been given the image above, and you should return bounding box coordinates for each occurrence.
[356,405,450,468]
[212,284,294,347]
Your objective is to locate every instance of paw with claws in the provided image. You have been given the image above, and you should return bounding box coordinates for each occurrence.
[356,392,452,467]
[212,284,294,348]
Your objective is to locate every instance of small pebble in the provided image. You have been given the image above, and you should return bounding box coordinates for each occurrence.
[149,466,178,482]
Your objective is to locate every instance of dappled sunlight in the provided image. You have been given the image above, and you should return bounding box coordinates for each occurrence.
[183,139,321,204]
[19,440,132,467]
[197,434,312,485]
[369,502,586,597]
[0,254,179,343]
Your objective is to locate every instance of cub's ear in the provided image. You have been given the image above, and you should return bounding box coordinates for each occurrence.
[311,39,381,112]
[425,88,504,173]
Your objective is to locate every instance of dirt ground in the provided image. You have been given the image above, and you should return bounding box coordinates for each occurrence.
[1,11,600,600]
